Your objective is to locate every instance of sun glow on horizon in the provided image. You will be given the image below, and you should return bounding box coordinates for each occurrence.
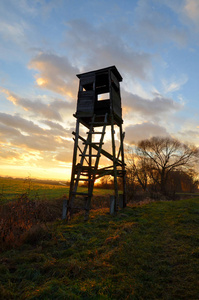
[0,165,71,181]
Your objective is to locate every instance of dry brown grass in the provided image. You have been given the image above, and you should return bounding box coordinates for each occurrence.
[0,194,113,251]
[0,193,62,251]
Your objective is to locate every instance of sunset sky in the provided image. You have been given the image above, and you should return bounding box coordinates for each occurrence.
[0,0,199,180]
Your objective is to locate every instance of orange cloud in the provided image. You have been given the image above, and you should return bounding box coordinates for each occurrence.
[36,77,48,87]
[29,52,79,99]
[1,88,18,105]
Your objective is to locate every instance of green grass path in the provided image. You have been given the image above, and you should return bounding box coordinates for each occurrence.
[0,198,199,299]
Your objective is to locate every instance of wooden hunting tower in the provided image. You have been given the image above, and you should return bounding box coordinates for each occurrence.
[64,66,126,220]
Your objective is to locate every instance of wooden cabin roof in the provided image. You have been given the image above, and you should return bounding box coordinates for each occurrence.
[76,65,122,82]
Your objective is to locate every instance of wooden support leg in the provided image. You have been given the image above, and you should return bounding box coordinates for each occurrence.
[84,196,92,221]
[84,133,92,221]
[66,119,80,220]
[111,117,119,212]
[119,124,127,207]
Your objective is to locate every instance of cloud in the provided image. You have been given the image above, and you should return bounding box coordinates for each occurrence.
[184,0,199,24]
[0,123,55,152]
[1,89,75,121]
[0,123,22,140]
[0,112,44,135]
[54,147,73,163]
[162,74,188,94]
[42,120,68,131]
[0,116,58,151]
[16,134,61,152]
[122,90,183,118]
[125,122,170,144]
[13,0,62,19]
[0,112,71,152]
[29,52,79,98]
[133,0,187,47]
[41,120,72,137]
[0,20,26,45]
[177,128,199,145]
[64,19,152,81]
[0,148,20,160]
[162,0,199,32]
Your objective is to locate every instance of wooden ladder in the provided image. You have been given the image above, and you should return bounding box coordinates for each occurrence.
[67,113,108,220]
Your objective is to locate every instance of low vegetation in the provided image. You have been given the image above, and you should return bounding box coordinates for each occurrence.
[0,177,113,204]
[0,194,199,299]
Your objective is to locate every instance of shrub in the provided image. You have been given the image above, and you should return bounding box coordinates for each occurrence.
[22,224,52,245]
[0,193,62,251]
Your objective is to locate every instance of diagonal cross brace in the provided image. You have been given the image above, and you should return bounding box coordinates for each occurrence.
[72,132,123,166]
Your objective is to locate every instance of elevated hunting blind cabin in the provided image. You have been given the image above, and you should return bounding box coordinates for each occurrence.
[64,66,126,220]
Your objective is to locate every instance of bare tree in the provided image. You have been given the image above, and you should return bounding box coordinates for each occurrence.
[126,148,149,192]
[135,137,198,194]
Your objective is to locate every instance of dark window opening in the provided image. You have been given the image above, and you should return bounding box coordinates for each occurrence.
[96,73,109,95]
[82,83,93,91]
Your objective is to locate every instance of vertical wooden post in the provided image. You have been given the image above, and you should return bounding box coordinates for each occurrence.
[111,116,119,212]
[119,124,127,207]
[62,195,68,220]
[110,195,115,214]
[109,68,119,212]
[66,119,80,219]
[84,130,92,221]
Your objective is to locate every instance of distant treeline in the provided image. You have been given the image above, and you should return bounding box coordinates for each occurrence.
[0,176,70,187]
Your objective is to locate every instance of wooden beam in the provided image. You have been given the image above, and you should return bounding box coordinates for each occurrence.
[72,132,123,166]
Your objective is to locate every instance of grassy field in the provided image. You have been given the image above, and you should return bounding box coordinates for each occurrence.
[0,177,113,204]
[0,197,199,299]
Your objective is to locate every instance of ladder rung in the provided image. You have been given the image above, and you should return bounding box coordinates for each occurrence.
[80,154,100,157]
[75,170,94,174]
[80,172,94,175]
[83,142,104,145]
[79,169,95,172]
[73,131,105,136]
[75,165,95,169]
[87,131,104,134]
[77,165,95,169]
[74,178,93,181]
